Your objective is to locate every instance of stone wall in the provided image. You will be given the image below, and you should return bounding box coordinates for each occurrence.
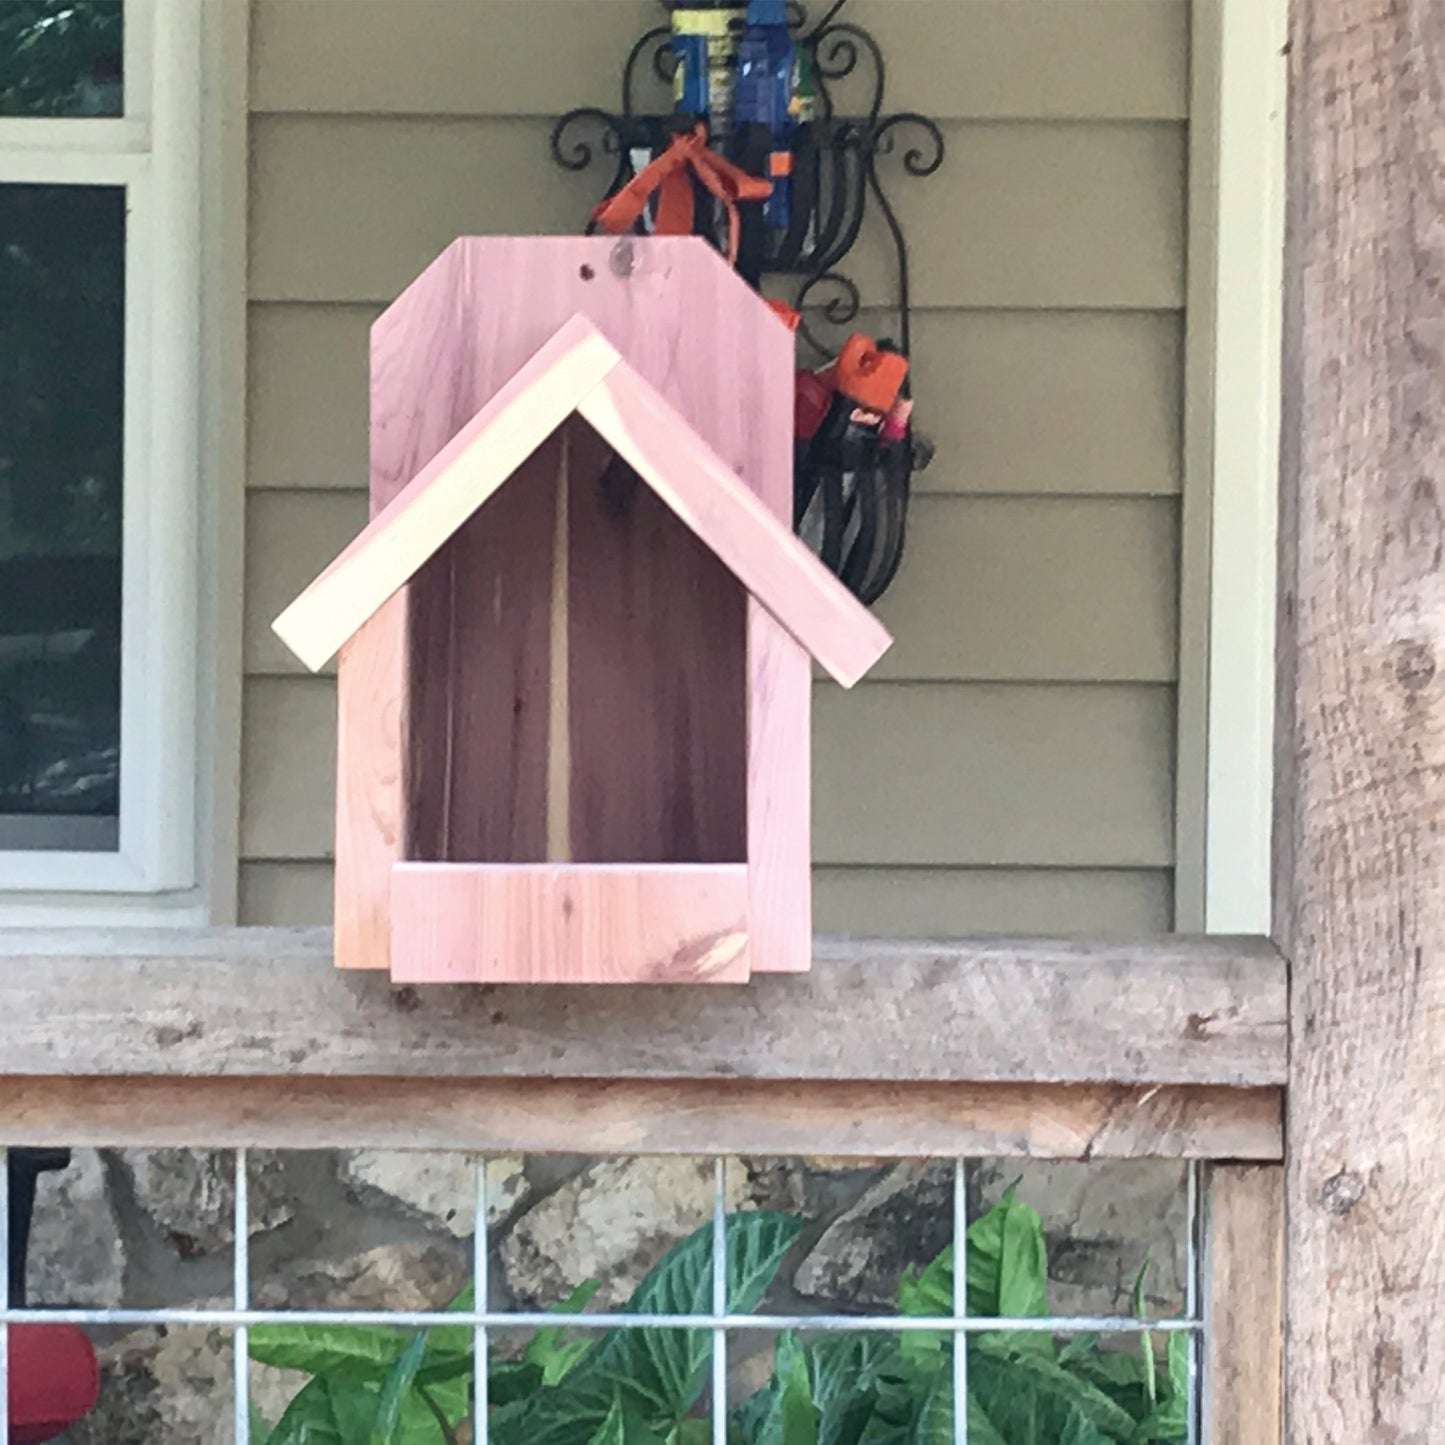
[23,1149,1187,1443]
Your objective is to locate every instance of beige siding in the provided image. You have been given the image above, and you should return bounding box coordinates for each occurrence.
[250,116,1185,309]
[250,1,1188,122]
[240,0,1189,933]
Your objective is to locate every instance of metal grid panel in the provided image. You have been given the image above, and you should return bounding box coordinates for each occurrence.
[0,1149,1205,1444]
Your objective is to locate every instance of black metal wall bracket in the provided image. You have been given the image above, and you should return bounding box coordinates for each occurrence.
[549,0,945,362]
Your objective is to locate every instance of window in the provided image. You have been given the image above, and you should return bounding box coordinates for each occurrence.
[0,0,200,899]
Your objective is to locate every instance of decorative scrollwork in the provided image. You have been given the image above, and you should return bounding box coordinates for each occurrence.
[623,25,675,116]
[807,22,886,129]
[794,269,862,359]
[872,111,946,178]
[549,0,944,368]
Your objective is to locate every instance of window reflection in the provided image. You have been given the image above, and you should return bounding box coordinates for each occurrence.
[0,1,124,119]
[0,184,124,850]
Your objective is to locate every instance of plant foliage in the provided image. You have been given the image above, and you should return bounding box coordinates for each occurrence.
[252,1193,1189,1445]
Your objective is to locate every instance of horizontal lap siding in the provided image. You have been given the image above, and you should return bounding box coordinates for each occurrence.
[239,0,1189,934]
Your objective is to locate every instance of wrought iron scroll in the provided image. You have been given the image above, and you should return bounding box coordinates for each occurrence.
[549,0,945,364]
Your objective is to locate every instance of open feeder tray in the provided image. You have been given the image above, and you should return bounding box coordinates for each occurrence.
[274,237,891,986]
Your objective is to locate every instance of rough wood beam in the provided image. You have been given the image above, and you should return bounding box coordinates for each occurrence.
[1203,1165,1284,1445]
[1279,3,1445,1437]
[0,1076,1283,1161]
[0,928,1286,1087]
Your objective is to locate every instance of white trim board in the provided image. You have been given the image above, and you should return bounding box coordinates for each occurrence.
[0,0,221,916]
[1178,0,1288,935]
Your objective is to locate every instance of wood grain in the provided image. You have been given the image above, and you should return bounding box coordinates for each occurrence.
[0,1076,1280,1161]
[747,604,812,972]
[1278,4,1445,1439]
[578,361,893,688]
[1203,1165,1283,1445]
[406,436,558,865]
[0,929,1286,1086]
[565,425,747,865]
[333,590,408,971]
[389,864,751,984]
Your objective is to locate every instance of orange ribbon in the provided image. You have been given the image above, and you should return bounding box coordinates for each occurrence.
[592,125,773,267]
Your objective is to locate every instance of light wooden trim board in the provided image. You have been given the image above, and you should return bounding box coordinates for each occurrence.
[0,1075,1282,1161]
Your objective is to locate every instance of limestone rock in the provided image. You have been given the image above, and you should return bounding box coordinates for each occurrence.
[502,1157,759,1308]
[253,1238,469,1312]
[121,1148,293,1258]
[25,1149,125,1307]
[793,1161,952,1309]
[977,1160,1190,1317]
[339,1150,528,1236]
[63,1310,298,1445]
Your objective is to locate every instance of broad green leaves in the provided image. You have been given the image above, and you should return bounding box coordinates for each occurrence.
[255,1195,1189,1445]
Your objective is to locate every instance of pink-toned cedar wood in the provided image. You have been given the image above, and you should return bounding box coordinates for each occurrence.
[388,862,751,984]
[747,604,813,972]
[369,237,807,967]
[333,590,408,971]
[407,436,560,863]
[566,417,748,864]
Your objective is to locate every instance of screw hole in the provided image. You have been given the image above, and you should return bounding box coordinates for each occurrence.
[579,264,595,281]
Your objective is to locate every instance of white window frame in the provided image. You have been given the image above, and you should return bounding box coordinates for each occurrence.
[0,0,202,905]
[1181,0,1288,936]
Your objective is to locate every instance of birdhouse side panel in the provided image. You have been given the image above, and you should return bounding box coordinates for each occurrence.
[565,418,748,866]
[334,588,409,972]
[747,603,814,974]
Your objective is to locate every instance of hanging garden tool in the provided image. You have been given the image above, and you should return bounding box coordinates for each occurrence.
[552,0,944,604]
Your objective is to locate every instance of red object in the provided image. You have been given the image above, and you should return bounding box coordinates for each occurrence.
[794,367,835,440]
[9,1324,100,1444]
[591,124,772,266]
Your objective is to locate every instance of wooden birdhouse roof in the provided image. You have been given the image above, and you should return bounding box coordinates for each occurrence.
[272,313,892,686]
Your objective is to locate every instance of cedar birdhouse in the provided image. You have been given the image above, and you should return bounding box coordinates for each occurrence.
[273,237,891,984]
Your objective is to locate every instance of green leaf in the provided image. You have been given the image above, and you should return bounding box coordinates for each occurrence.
[750,1331,817,1445]
[1060,1406,1115,1445]
[494,1212,800,1445]
[1167,1331,1189,1404]
[251,1325,412,1379]
[491,1358,546,1406]
[526,1279,605,1385]
[267,1378,346,1445]
[370,1331,429,1445]
[251,1402,275,1445]
[973,1339,1140,1439]
[328,1378,379,1445]
[1132,1263,1157,1411]
[590,1395,629,1445]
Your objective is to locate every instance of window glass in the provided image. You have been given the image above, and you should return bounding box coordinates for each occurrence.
[0,183,124,850]
[0,1,124,118]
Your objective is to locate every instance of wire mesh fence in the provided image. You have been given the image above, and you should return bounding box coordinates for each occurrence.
[0,1148,1205,1445]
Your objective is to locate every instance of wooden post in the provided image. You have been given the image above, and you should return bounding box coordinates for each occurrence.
[1203,1165,1283,1445]
[1278,3,1445,1437]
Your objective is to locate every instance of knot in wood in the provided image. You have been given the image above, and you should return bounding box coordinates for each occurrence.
[610,238,636,277]
[1393,640,1437,692]
[1321,1169,1366,1216]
